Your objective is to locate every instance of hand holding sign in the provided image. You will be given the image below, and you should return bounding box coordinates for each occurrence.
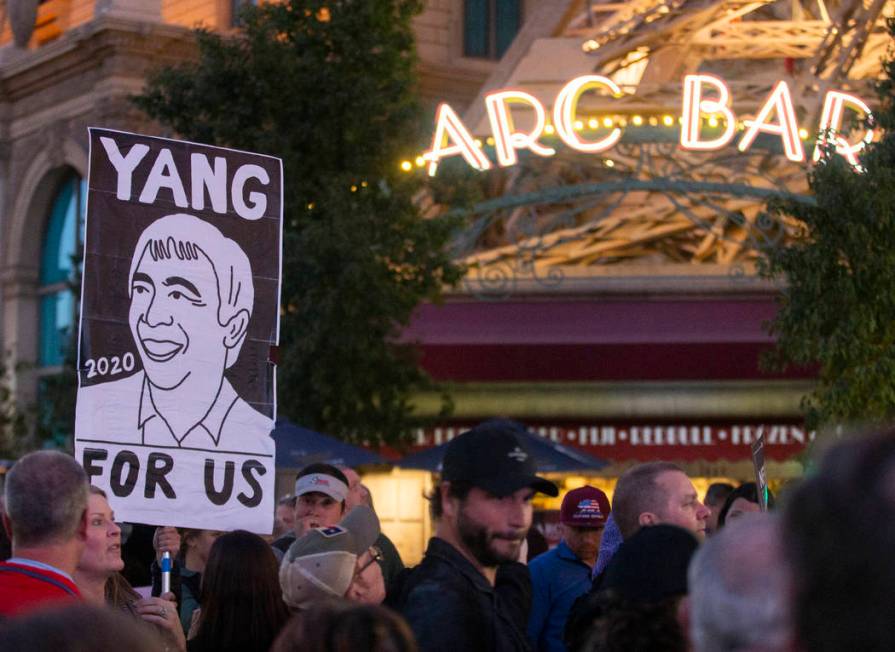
[750,427,769,511]
[154,526,181,563]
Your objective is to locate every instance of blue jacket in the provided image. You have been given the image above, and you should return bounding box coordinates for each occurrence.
[527,541,593,652]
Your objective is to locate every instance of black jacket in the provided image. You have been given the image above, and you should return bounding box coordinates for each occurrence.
[389,537,532,652]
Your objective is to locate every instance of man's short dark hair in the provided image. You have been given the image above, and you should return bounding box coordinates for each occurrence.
[612,462,684,540]
[426,480,473,521]
[784,430,895,652]
[4,450,88,547]
[704,482,734,508]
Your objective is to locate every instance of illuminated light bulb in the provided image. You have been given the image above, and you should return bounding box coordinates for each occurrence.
[400,161,412,171]
[603,117,614,128]
[474,139,483,148]
[649,116,659,126]
[798,128,809,139]
[604,159,615,167]
[662,115,674,126]
[307,202,315,210]
[632,115,644,126]
[583,39,599,51]
[588,118,599,129]
[361,180,368,187]
[415,156,425,167]
[574,120,584,131]
[658,4,670,13]
[619,118,628,127]
[350,185,357,192]
[486,136,496,145]
[545,124,556,135]
[708,116,719,127]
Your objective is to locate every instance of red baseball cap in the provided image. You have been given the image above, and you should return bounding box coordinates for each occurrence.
[560,486,611,527]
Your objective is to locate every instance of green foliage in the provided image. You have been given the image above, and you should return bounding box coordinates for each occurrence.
[0,355,28,458]
[760,20,895,430]
[133,0,462,446]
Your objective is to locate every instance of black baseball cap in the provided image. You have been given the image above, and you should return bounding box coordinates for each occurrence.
[442,419,558,497]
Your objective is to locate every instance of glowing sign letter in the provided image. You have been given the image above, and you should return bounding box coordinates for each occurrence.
[813,90,874,168]
[424,103,492,176]
[738,81,804,162]
[680,74,736,150]
[553,75,622,153]
[484,90,556,167]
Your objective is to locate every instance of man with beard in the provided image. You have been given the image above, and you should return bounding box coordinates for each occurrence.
[391,419,558,652]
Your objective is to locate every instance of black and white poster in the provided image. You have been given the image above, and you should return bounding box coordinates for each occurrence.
[74,128,282,533]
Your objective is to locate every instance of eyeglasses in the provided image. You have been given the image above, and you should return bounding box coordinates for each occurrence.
[354,546,383,578]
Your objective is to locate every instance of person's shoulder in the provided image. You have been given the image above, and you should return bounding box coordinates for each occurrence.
[529,545,559,565]
[398,568,471,619]
[399,555,467,598]
[528,546,560,572]
[0,563,80,615]
[272,532,295,553]
[376,532,402,559]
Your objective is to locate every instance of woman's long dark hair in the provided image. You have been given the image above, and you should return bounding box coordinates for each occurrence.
[190,530,290,652]
[717,481,776,528]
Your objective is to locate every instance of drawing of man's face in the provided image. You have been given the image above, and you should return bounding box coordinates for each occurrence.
[129,247,229,390]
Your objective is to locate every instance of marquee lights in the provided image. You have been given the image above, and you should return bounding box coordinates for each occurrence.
[814,90,875,167]
[553,75,623,154]
[681,74,735,151]
[737,81,804,162]
[423,103,491,176]
[484,90,555,167]
[423,74,875,176]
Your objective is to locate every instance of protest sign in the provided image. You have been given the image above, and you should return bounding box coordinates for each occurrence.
[750,427,769,511]
[74,128,282,533]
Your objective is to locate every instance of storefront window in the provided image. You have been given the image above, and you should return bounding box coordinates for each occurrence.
[464,0,521,60]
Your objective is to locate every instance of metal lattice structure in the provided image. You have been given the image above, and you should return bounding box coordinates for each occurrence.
[433,0,894,295]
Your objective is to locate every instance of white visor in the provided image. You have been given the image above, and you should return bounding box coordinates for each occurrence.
[294,473,349,502]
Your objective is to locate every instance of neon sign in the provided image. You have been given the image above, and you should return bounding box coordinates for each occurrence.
[424,74,875,175]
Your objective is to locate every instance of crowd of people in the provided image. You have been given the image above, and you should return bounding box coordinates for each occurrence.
[0,418,893,651]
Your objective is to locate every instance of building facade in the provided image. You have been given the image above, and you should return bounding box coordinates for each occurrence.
[399,0,891,484]
[0,0,501,423]
[2,0,889,561]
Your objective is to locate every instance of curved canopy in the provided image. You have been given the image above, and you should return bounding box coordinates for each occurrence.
[398,426,609,473]
[272,419,385,469]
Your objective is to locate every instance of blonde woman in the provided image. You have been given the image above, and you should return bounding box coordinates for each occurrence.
[73,486,186,651]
